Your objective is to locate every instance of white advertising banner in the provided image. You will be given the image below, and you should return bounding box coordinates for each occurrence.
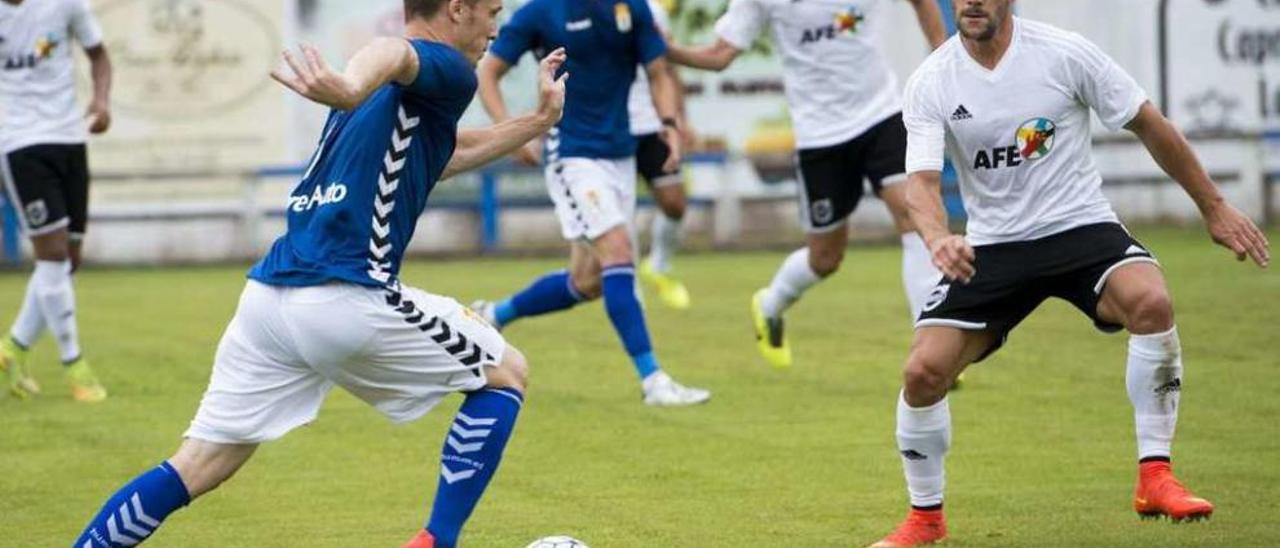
[1164,0,1280,134]
[85,0,288,172]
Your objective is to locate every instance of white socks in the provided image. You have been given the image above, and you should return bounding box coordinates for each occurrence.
[1127,327,1182,460]
[760,248,823,318]
[897,392,951,508]
[901,232,942,320]
[27,260,81,363]
[647,212,682,274]
[10,268,47,348]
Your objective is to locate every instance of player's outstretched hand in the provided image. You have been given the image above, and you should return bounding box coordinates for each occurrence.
[536,48,569,125]
[929,234,976,283]
[271,44,359,110]
[1204,201,1270,267]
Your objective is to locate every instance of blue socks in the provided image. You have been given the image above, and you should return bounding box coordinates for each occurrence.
[427,387,524,548]
[602,264,659,380]
[496,270,584,327]
[75,461,191,547]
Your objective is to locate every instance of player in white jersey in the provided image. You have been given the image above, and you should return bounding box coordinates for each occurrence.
[629,0,694,310]
[666,0,947,368]
[871,2,1271,546]
[0,0,112,402]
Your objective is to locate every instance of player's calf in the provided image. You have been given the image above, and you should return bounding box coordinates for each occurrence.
[73,440,257,546]
[421,344,527,548]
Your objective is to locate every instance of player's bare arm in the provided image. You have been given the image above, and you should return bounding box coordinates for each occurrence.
[443,49,568,179]
[477,54,542,166]
[84,44,113,134]
[665,38,741,72]
[906,170,975,282]
[1125,101,1271,267]
[645,57,683,172]
[271,39,419,111]
[905,0,948,50]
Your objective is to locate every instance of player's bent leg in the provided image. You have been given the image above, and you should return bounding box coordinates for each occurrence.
[421,344,528,548]
[873,327,994,548]
[641,183,691,310]
[1095,263,1212,522]
[752,229,848,368]
[73,440,257,547]
[590,226,709,406]
[30,228,104,401]
[478,245,594,330]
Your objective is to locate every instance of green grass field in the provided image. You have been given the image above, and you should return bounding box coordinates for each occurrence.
[1,227,1277,547]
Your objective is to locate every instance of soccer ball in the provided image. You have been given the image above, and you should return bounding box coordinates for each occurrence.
[525,535,589,548]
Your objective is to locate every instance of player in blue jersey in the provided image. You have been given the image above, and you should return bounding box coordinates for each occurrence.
[470,0,711,407]
[71,1,565,546]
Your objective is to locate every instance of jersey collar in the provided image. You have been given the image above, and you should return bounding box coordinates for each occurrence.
[960,15,1023,83]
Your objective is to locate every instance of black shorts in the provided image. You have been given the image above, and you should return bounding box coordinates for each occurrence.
[916,223,1159,361]
[796,112,907,232]
[635,132,682,189]
[2,144,91,239]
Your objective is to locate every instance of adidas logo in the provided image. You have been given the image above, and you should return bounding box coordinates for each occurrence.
[1154,378,1181,395]
[1125,244,1147,256]
[951,105,973,121]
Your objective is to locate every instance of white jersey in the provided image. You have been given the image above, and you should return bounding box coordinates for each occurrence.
[0,0,102,154]
[903,17,1147,246]
[628,0,671,137]
[714,0,901,149]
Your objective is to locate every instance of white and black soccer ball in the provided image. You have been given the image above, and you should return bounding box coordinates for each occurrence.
[525,535,588,548]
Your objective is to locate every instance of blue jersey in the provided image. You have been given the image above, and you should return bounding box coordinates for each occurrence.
[249,41,477,288]
[489,0,666,159]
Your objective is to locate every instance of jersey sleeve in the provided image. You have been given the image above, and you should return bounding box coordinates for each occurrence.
[631,0,667,66]
[714,0,766,51]
[1066,33,1147,131]
[902,66,947,174]
[488,4,540,66]
[406,41,474,99]
[69,0,103,49]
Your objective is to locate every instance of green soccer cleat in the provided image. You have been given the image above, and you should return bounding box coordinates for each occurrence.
[640,259,691,310]
[0,337,40,399]
[751,289,792,368]
[64,358,107,403]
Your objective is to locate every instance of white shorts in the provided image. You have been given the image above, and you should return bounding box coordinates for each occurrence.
[545,156,637,241]
[184,280,506,444]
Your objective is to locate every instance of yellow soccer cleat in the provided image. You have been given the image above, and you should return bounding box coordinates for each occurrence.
[64,358,107,403]
[751,289,792,368]
[640,259,691,310]
[0,337,39,399]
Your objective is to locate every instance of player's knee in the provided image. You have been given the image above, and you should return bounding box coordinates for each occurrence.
[902,354,951,404]
[809,248,844,278]
[570,273,602,300]
[659,194,687,220]
[1126,288,1175,334]
[487,345,529,392]
[168,440,256,499]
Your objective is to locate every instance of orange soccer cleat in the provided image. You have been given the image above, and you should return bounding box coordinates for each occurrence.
[869,507,947,547]
[1134,460,1215,522]
[402,530,436,548]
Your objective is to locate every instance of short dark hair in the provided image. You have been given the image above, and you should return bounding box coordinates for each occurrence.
[404,0,478,19]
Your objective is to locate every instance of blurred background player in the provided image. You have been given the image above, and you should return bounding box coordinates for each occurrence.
[473,0,711,406]
[630,0,693,310]
[873,1,1271,545]
[666,0,946,367]
[72,1,567,546]
[0,0,112,401]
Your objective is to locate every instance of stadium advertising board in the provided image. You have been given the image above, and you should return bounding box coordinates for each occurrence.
[1164,0,1280,134]
[84,0,287,172]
